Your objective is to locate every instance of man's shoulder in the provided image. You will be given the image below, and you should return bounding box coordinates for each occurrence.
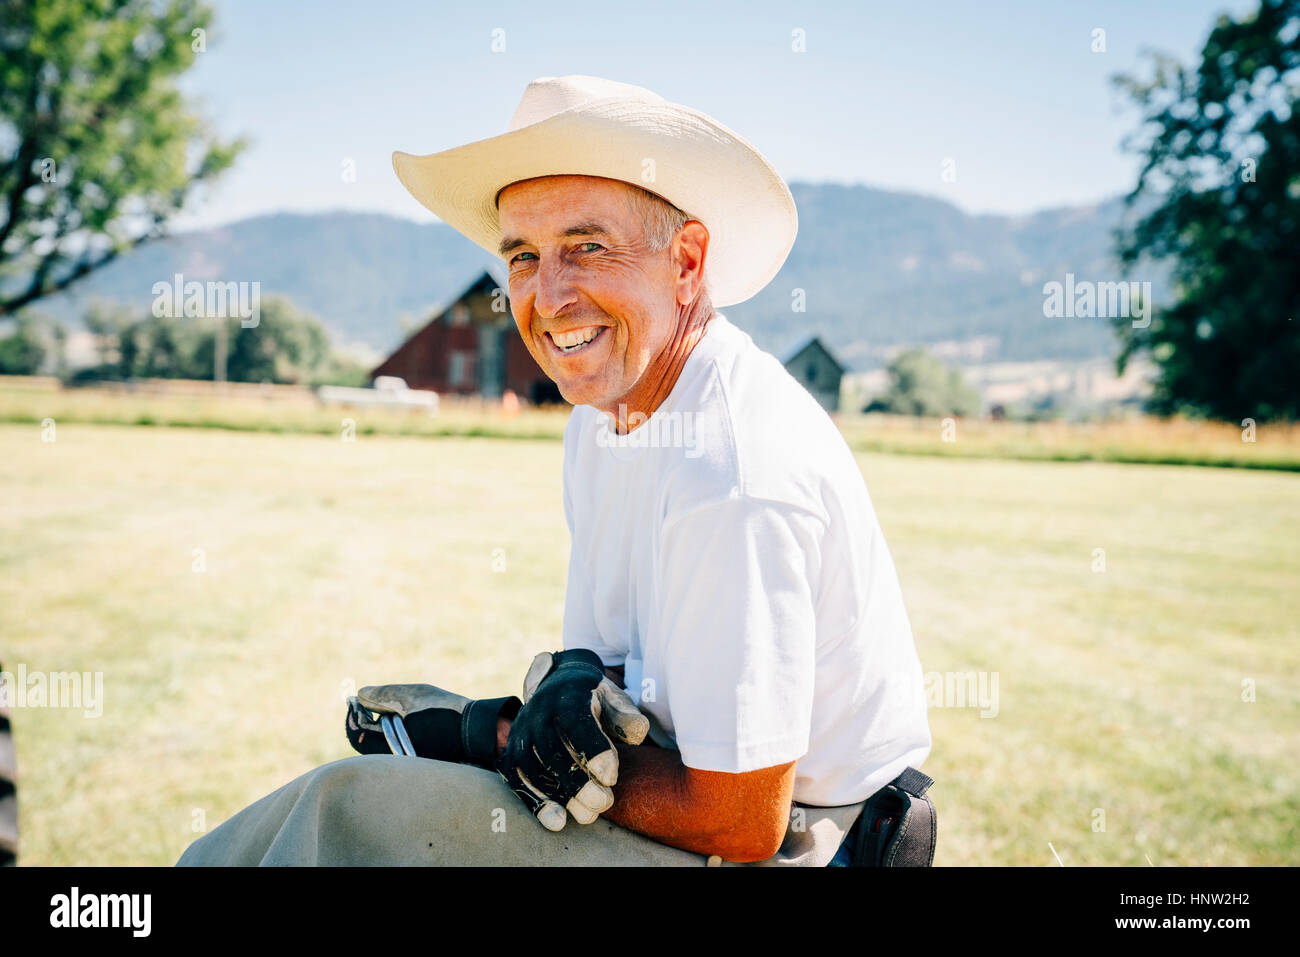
[662,315,862,526]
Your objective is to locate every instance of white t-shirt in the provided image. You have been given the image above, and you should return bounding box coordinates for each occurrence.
[560,313,931,807]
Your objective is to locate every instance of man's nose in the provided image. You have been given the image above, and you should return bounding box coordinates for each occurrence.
[534,255,578,319]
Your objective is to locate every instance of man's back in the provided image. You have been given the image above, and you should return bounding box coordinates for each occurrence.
[562,313,931,807]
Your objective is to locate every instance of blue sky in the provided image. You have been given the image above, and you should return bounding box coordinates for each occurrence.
[175,0,1260,230]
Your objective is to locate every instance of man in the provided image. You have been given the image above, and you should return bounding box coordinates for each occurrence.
[177,75,932,867]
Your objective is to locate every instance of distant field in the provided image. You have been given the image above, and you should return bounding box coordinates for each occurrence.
[2,376,1298,470]
[1,422,1296,865]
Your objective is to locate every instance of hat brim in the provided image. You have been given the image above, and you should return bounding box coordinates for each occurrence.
[392,98,797,308]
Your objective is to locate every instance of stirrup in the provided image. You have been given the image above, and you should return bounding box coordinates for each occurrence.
[348,696,418,756]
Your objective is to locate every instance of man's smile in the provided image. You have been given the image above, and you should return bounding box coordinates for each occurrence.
[546,324,609,358]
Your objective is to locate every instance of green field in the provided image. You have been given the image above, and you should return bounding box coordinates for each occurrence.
[1,421,1297,865]
[4,377,1300,471]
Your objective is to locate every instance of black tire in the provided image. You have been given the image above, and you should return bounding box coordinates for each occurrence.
[0,660,16,866]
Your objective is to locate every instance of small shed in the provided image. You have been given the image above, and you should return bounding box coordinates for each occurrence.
[780,334,845,412]
[370,263,563,405]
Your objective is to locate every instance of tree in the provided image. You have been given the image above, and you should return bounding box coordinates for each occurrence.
[83,299,136,366]
[199,297,333,384]
[1112,0,1300,420]
[866,348,981,417]
[78,295,351,385]
[0,312,48,374]
[0,0,245,315]
[114,310,209,379]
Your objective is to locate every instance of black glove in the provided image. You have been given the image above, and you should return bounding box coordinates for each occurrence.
[496,649,648,832]
[345,684,521,770]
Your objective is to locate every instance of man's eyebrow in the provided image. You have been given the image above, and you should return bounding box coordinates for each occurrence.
[498,222,615,258]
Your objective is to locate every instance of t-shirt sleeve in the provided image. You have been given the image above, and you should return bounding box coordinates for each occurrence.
[560,532,624,665]
[656,494,822,774]
[559,425,623,665]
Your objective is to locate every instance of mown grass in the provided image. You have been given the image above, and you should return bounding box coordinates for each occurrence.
[1,422,1296,865]
[834,413,1300,471]
[0,378,570,442]
[3,378,1298,470]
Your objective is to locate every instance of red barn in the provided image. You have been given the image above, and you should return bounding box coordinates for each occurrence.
[370,265,563,405]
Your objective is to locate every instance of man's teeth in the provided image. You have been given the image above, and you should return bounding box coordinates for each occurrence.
[554,327,601,351]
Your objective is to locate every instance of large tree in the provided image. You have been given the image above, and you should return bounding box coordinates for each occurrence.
[0,0,244,315]
[1112,0,1299,421]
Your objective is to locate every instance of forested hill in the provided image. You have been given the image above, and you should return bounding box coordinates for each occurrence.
[32,182,1159,368]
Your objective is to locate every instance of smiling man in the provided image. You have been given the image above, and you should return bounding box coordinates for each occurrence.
[496,175,715,424]
[177,75,934,868]
[494,172,799,862]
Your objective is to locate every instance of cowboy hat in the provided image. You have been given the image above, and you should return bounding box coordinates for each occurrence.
[391,74,797,308]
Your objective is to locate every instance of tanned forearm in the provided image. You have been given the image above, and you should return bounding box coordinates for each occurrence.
[603,740,794,862]
[600,741,711,853]
[602,664,793,861]
[497,665,793,862]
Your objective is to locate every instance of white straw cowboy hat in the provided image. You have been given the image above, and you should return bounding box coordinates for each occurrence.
[392,74,797,308]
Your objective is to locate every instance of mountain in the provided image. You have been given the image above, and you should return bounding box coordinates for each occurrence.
[28,183,1162,369]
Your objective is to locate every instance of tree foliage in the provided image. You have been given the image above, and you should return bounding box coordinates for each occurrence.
[866,348,981,417]
[0,0,245,314]
[77,296,365,386]
[0,311,48,374]
[1112,0,1300,420]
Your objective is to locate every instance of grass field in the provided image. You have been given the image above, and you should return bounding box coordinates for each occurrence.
[1,421,1298,865]
[4,376,1300,471]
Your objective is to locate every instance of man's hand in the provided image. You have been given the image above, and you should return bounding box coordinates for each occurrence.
[496,649,649,831]
[345,683,521,769]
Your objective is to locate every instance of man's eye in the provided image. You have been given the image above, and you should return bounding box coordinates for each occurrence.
[510,244,600,264]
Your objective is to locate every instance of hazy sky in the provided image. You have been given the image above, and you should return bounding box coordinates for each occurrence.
[174,0,1260,230]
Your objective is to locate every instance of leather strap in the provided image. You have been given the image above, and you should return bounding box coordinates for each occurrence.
[849,766,937,867]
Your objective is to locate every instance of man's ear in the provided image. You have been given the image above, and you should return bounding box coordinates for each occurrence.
[673,221,710,305]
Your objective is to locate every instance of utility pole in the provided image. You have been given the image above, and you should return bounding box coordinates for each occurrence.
[214,317,227,387]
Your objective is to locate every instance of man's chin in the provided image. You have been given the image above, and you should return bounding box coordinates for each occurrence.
[554,377,609,409]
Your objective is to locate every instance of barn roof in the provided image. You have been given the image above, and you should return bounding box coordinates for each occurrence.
[779,333,846,373]
[418,263,510,324]
[483,260,509,292]
[371,265,511,377]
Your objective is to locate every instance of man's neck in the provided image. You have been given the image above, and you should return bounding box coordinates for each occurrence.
[602,296,716,435]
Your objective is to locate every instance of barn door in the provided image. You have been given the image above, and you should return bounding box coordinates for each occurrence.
[477,322,506,399]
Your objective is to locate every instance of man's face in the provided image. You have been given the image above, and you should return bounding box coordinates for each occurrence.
[497,175,679,411]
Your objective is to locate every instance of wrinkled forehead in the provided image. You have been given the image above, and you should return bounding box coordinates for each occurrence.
[496,174,639,212]
[496,176,648,260]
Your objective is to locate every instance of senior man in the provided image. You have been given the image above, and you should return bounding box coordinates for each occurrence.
[177,75,933,867]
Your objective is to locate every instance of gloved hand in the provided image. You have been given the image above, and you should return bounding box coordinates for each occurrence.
[496,649,649,832]
[346,683,521,770]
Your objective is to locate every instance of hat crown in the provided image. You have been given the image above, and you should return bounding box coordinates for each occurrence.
[394,73,797,308]
[508,75,665,132]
